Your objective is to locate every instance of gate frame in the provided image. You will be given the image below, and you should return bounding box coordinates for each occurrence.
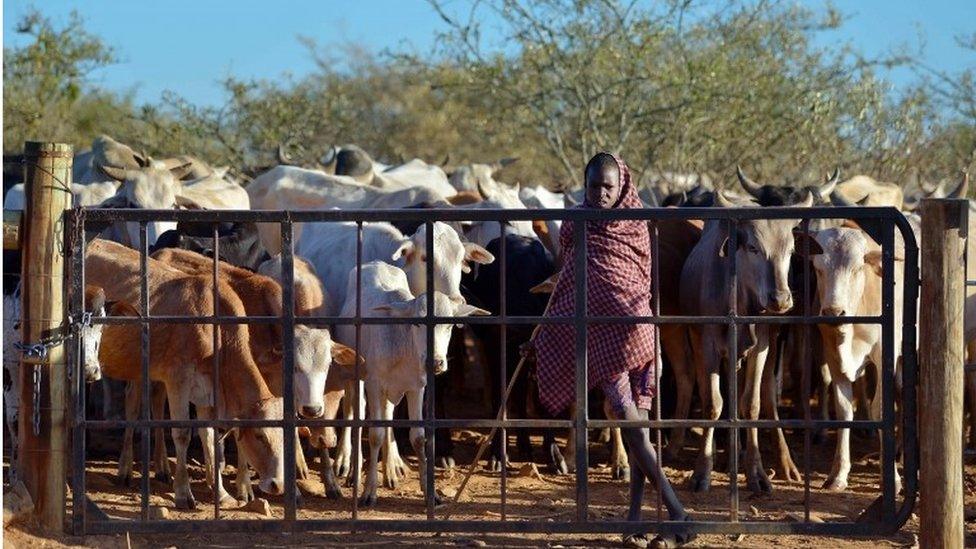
[65,205,919,537]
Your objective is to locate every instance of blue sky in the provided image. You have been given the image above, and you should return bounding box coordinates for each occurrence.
[3,1,973,108]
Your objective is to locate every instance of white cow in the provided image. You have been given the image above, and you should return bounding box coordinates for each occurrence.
[335,261,488,506]
[447,158,519,194]
[247,166,451,255]
[296,220,494,317]
[519,185,566,257]
[3,181,120,211]
[458,180,536,248]
[809,226,907,492]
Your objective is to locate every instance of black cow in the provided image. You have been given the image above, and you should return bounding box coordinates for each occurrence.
[661,185,715,207]
[735,166,839,206]
[149,221,270,271]
[460,234,557,470]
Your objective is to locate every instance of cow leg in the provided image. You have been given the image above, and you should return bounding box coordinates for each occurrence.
[823,376,854,491]
[236,445,254,503]
[560,403,577,475]
[359,382,385,508]
[407,388,441,506]
[166,381,196,510]
[742,329,772,495]
[762,352,801,483]
[337,380,365,483]
[319,445,342,500]
[813,362,833,445]
[151,382,172,483]
[603,399,629,480]
[381,402,402,489]
[689,329,720,493]
[662,325,693,460]
[196,405,236,508]
[295,434,309,481]
[869,363,901,494]
[117,381,140,486]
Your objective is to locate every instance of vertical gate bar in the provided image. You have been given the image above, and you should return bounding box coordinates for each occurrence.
[900,221,919,521]
[880,220,896,521]
[352,221,363,523]
[139,222,150,522]
[211,223,221,520]
[281,220,297,526]
[499,221,508,521]
[573,219,589,522]
[650,219,663,522]
[424,220,436,519]
[801,219,812,522]
[726,218,739,522]
[69,210,86,534]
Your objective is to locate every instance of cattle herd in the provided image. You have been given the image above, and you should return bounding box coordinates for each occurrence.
[2,134,974,515]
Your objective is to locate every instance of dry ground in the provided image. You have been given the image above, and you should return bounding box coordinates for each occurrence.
[8,425,975,548]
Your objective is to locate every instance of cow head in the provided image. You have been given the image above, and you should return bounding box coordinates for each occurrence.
[232,397,286,497]
[98,163,197,247]
[293,326,361,419]
[396,222,494,299]
[718,191,814,314]
[80,286,108,383]
[372,292,489,375]
[809,227,902,322]
[736,166,839,206]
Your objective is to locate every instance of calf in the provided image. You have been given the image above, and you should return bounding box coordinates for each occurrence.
[809,226,906,491]
[87,239,286,509]
[335,261,488,506]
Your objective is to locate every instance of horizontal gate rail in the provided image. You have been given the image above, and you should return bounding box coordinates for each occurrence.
[66,205,919,538]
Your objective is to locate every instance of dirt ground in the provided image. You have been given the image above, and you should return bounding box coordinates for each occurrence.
[8,424,976,548]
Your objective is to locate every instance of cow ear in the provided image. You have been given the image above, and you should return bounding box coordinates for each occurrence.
[530,274,558,294]
[864,250,884,276]
[331,342,364,367]
[456,302,491,317]
[463,242,495,265]
[169,162,195,181]
[793,230,823,255]
[391,240,414,262]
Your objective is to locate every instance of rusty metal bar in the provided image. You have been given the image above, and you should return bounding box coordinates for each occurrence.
[572,219,588,522]
[498,221,507,520]
[801,218,812,522]
[139,222,151,522]
[280,219,297,526]
[881,221,896,521]
[352,220,363,523]
[650,219,663,522]
[211,223,221,520]
[68,209,86,535]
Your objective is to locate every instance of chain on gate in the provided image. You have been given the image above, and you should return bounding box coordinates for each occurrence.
[12,204,90,437]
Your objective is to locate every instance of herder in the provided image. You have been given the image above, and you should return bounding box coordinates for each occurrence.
[525,152,694,548]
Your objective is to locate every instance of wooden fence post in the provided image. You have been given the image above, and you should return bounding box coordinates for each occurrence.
[919,198,966,548]
[17,141,73,531]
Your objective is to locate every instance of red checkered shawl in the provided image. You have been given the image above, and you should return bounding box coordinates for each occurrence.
[533,154,656,416]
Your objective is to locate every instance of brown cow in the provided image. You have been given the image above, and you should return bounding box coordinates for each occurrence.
[87,239,285,509]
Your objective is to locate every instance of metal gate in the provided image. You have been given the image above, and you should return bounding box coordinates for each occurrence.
[65,205,918,537]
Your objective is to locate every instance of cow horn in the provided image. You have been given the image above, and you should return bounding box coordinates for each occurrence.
[946,171,970,199]
[830,191,856,207]
[135,150,152,168]
[277,143,295,165]
[174,194,204,210]
[320,145,337,167]
[98,164,131,182]
[735,166,763,198]
[492,157,519,172]
[797,190,814,208]
[476,178,491,200]
[820,168,840,197]
[169,162,195,181]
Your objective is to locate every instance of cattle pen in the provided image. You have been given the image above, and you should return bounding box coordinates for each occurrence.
[2,143,970,548]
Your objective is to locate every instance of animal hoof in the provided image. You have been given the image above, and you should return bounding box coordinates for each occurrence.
[114,474,133,488]
[154,471,172,484]
[688,472,711,493]
[747,475,773,495]
[175,494,197,510]
[358,493,377,508]
[446,456,456,469]
[219,494,238,509]
[437,456,456,470]
[612,466,630,481]
[326,486,342,501]
[486,458,502,473]
[549,444,569,475]
[822,477,848,492]
[432,493,444,507]
[335,463,350,478]
[384,476,399,489]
